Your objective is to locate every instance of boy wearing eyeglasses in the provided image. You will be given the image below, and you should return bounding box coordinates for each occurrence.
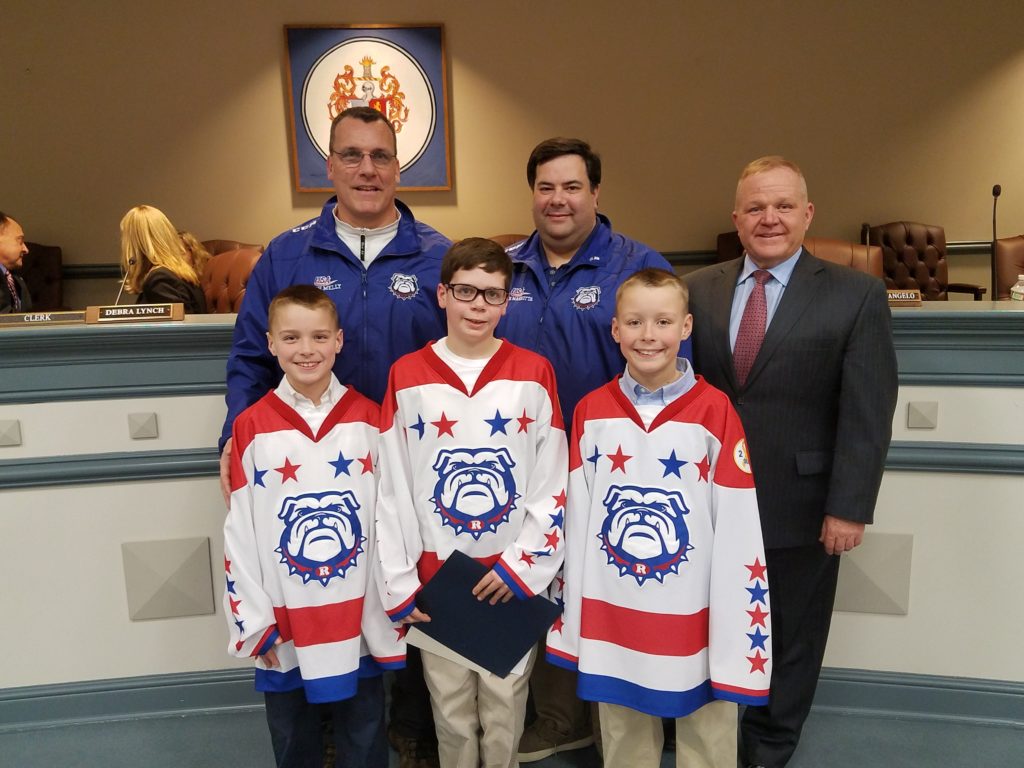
[376,238,569,768]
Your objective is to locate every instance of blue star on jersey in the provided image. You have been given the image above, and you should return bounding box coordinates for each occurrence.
[598,484,693,585]
[485,409,512,435]
[409,415,426,440]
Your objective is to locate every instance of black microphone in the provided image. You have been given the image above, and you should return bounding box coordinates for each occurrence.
[991,185,1002,296]
[115,257,136,305]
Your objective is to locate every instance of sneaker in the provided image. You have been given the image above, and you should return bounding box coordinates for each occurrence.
[388,725,440,768]
[516,717,595,763]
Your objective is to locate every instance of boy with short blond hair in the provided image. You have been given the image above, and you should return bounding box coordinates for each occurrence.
[547,268,771,768]
[223,284,401,768]
[376,238,569,768]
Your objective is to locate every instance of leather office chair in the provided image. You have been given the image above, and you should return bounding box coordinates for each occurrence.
[201,247,262,313]
[866,221,985,300]
[202,239,264,256]
[21,242,64,311]
[993,235,1024,299]
[487,233,530,249]
[715,231,883,277]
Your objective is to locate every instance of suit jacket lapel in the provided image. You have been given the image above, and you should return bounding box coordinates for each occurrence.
[742,248,822,387]
[707,259,743,391]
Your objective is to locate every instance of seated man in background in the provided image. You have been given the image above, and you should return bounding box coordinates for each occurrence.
[0,211,31,313]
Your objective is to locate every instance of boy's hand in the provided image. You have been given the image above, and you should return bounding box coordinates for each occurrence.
[258,636,284,668]
[219,438,233,508]
[473,570,513,605]
[399,607,431,625]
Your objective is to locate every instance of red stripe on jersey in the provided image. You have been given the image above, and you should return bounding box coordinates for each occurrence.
[273,597,363,647]
[712,681,770,697]
[580,598,709,656]
[417,550,502,585]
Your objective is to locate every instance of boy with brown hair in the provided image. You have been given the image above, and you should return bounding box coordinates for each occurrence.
[376,238,569,768]
[547,268,771,768]
[223,284,402,768]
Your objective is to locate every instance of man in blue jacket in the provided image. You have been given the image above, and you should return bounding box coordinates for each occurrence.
[497,137,675,763]
[219,106,448,768]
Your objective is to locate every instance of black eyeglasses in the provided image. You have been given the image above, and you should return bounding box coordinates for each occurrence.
[332,149,397,168]
[445,283,509,305]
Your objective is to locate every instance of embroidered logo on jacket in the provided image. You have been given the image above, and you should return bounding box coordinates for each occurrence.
[314,275,341,292]
[509,286,533,302]
[431,447,520,539]
[599,485,692,585]
[389,273,419,300]
[276,490,365,585]
[571,285,601,310]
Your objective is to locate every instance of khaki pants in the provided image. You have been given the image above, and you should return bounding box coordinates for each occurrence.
[421,649,535,768]
[599,699,737,768]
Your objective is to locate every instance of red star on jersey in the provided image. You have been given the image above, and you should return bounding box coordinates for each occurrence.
[746,558,767,582]
[235,640,244,651]
[545,530,561,550]
[275,457,300,482]
[229,596,242,615]
[556,576,565,592]
[747,651,769,673]
[552,615,564,633]
[431,412,457,437]
[395,625,409,640]
[607,445,632,473]
[517,409,535,433]
[520,552,536,567]
[747,604,768,628]
[359,452,374,474]
[552,489,567,509]
[695,455,711,483]
[224,557,231,573]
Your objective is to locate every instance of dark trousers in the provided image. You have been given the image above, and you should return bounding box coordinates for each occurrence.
[388,646,438,742]
[265,675,388,768]
[740,544,841,768]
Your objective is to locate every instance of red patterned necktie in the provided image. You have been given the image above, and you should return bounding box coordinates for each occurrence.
[733,270,771,386]
[5,270,21,311]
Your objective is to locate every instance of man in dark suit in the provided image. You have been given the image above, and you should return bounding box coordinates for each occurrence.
[684,157,898,768]
[0,211,31,313]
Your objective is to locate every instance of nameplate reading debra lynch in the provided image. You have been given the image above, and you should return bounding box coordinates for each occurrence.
[0,310,87,326]
[887,289,922,307]
[85,303,185,324]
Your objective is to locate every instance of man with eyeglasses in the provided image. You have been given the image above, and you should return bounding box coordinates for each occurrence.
[219,106,449,768]
[496,137,676,763]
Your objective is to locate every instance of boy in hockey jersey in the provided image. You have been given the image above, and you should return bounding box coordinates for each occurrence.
[376,238,569,768]
[223,285,402,768]
[546,268,771,768]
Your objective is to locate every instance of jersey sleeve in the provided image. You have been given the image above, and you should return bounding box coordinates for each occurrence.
[223,416,279,659]
[545,400,591,670]
[374,369,427,621]
[492,365,569,599]
[707,402,772,705]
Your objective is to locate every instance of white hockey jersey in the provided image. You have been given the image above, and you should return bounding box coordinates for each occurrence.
[546,377,771,717]
[224,383,403,704]
[376,341,568,619]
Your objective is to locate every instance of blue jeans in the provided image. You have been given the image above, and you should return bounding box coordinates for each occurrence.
[264,675,387,768]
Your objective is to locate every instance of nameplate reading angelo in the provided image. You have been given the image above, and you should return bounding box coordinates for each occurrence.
[85,303,185,324]
[0,310,87,327]
[887,288,922,307]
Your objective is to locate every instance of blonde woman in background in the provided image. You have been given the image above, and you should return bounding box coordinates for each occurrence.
[179,230,212,278]
[120,205,207,313]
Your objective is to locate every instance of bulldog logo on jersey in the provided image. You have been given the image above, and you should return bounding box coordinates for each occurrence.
[389,272,419,300]
[599,485,693,585]
[571,285,601,310]
[276,490,364,585]
[431,447,520,539]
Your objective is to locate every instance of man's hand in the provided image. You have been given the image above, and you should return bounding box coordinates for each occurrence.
[219,438,233,508]
[819,515,865,555]
[399,607,431,625]
[472,569,513,605]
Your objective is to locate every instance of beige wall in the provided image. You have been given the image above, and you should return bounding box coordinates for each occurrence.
[6,2,1024,277]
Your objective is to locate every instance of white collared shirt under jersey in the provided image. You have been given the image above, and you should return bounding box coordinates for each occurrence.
[334,208,400,265]
[432,337,492,392]
[618,357,698,427]
[728,250,802,351]
[274,373,347,435]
